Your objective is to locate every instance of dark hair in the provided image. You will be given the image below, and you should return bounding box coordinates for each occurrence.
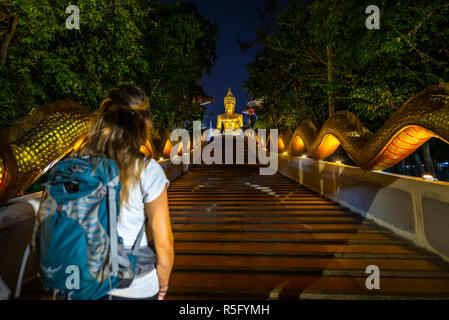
[100,85,150,115]
[77,85,152,205]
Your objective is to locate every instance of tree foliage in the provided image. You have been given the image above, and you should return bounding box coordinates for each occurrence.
[244,0,449,130]
[0,0,219,131]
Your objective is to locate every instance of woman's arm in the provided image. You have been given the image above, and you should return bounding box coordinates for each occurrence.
[144,185,174,300]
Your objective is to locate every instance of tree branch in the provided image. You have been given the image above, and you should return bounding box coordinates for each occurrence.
[399,62,426,86]
[392,26,445,68]
[151,56,166,96]
[1,16,18,65]
[409,11,432,36]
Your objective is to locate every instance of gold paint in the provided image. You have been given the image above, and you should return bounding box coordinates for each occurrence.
[285,85,449,170]
[217,88,243,131]
[0,101,93,203]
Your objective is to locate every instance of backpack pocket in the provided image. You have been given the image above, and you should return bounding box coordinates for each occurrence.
[39,213,90,291]
[125,246,156,279]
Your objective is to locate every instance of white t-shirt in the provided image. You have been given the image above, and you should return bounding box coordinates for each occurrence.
[109,159,169,298]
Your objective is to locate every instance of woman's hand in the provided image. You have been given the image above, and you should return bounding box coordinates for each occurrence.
[157,283,169,300]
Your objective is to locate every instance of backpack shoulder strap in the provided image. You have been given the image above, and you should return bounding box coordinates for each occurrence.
[108,182,135,272]
[131,218,147,256]
[107,183,120,276]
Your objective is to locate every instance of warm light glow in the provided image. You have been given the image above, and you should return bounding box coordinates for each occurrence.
[301,155,308,159]
[282,152,288,155]
[372,126,434,171]
[139,145,149,156]
[291,135,305,154]
[0,154,6,192]
[422,174,434,181]
[278,138,285,152]
[72,136,87,151]
[316,134,340,159]
[336,160,342,164]
[139,140,154,157]
[162,140,172,157]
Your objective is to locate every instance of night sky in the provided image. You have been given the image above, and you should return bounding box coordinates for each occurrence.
[168,0,290,127]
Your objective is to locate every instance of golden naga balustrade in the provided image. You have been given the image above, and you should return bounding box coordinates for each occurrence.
[271,84,449,170]
[0,84,448,204]
[0,101,93,203]
[0,101,194,204]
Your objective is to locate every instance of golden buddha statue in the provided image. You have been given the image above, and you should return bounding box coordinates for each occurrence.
[217,88,243,133]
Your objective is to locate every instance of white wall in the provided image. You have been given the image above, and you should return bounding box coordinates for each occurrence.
[277,154,449,262]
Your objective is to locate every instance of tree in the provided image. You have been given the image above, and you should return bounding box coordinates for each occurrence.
[0,0,219,131]
[244,0,449,130]
[137,1,219,131]
[244,0,449,178]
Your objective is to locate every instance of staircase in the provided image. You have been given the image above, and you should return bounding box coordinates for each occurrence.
[167,164,449,299]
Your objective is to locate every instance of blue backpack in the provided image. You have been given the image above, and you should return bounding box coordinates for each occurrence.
[15,156,153,300]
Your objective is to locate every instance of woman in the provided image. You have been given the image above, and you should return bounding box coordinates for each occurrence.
[77,85,174,300]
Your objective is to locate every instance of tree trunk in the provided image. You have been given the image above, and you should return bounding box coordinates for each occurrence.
[326,44,335,117]
[389,163,398,174]
[410,160,418,177]
[399,160,405,174]
[412,152,425,177]
[1,16,19,66]
[421,141,436,177]
[270,103,276,128]
[432,159,439,179]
